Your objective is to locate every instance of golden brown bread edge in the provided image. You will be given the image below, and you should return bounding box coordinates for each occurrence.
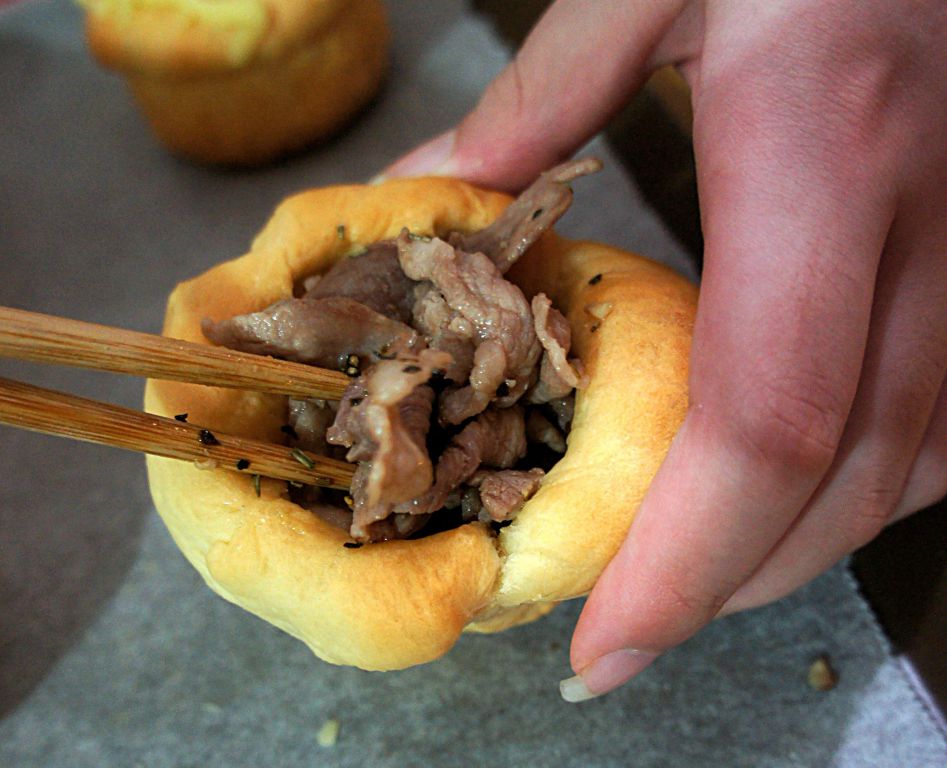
[80,0,389,165]
[143,176,698,670]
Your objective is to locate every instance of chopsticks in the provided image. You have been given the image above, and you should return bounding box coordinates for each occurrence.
[0,306,350,399]
[0,306,355,489]
[0,377,354,488]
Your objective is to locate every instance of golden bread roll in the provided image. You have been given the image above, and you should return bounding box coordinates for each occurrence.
[78,0,389,165]
[144,176,697,670]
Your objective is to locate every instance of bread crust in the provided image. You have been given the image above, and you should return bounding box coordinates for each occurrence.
[144,176,697,669]
[80,0,389,164]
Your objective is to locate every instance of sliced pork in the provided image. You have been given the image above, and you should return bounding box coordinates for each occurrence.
[326,350,450,540]
[410,282,476,383]
[528,293,588,404]
[450,157,603,272]
[304,241,415,323]
[469,468,545,523]
[202,296,421,370]
[394,406,527,516]
[397,232,541,424]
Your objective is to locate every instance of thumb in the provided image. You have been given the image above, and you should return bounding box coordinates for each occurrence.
[381,0,689,191]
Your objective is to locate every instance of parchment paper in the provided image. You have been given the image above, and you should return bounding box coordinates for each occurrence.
[1,2,944,766]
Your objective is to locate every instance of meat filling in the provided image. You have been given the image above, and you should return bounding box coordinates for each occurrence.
[397,231,541,425]
[206,159,599,542]
[450,157,603,273]
[202,296,420,371]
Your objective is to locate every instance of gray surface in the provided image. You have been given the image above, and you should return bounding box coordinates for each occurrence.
[0,1,944,766]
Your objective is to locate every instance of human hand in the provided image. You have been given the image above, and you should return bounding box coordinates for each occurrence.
[383,0,947,700]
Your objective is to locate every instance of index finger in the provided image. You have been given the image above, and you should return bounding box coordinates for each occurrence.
[382,0,688,190]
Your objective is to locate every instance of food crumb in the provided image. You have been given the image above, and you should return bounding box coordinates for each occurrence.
[194,458,219,471]
[586,301,613,320]
[808,654,839,691]
[317,718,340,747]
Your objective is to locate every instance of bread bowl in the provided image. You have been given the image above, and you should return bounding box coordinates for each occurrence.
[143,167,697,670]
[78,0,389,165]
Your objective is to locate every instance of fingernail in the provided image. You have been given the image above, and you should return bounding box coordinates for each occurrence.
[376,130,458,183]
[559,649,659,703]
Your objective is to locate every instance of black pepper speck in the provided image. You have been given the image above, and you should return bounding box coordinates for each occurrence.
[198,429,219,446]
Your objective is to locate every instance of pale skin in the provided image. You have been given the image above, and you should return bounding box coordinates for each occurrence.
[384,0,947,700]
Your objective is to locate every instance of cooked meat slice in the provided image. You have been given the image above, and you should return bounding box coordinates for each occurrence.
[450,157,602,272]
[364,349,452,407]
[304,241,416,323]
[202,296,420,369]
[394,406,527,516]
[398,232,540,424]
[468,468,545,523]
[460,404,528,469]
[326,350,450,541]
[327,351,448,461]
[336,384,435,540]
[527,293,588,404]
[411,282,475,383]
[324,379,369,458]
[526,408,567,453]
[438,340,509,425]
[287,398,335,454]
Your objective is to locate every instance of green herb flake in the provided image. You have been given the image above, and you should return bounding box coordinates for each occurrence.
[291,447,316,469]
